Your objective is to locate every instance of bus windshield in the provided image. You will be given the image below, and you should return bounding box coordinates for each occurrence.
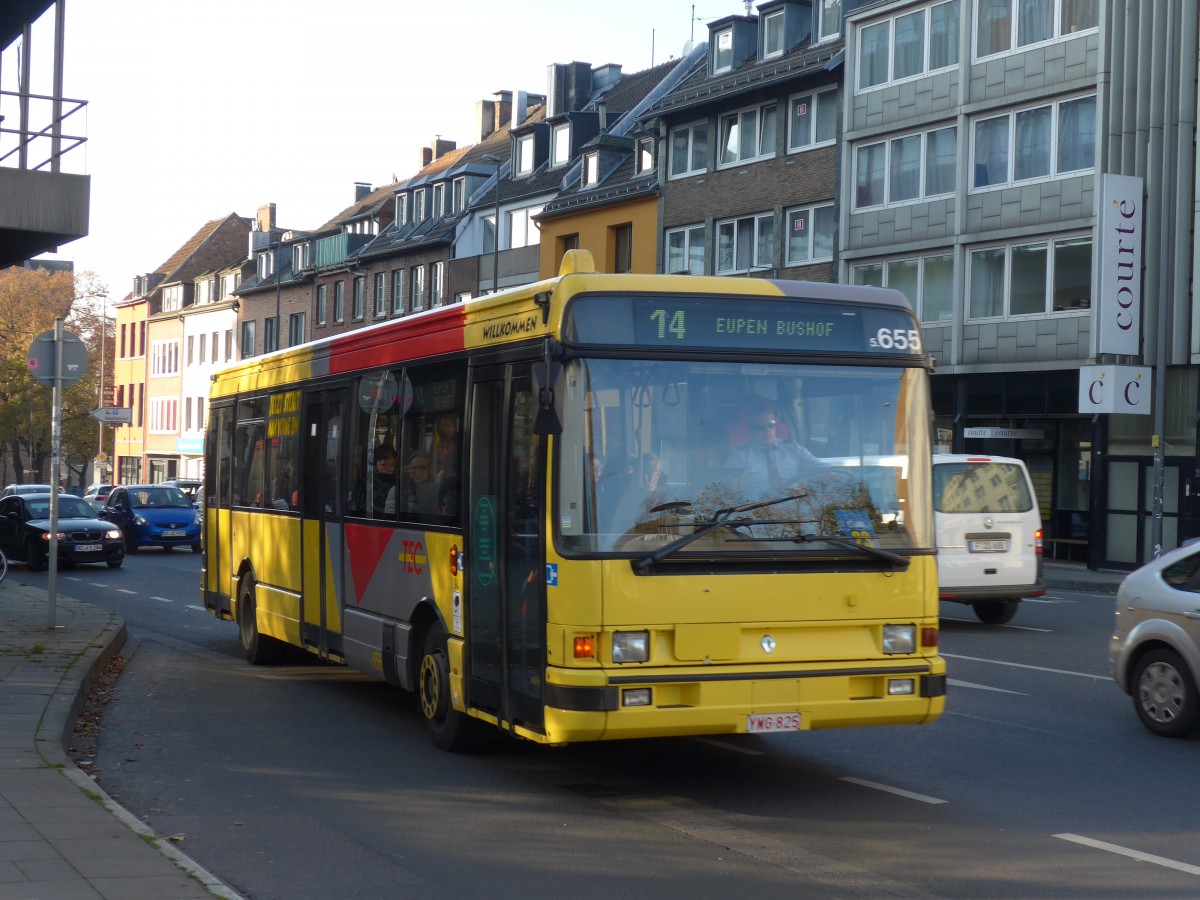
[556,358,932,556]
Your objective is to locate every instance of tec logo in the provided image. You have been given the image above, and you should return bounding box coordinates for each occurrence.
[401,540,427,574]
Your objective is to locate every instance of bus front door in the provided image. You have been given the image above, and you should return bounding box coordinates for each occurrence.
[467,365,545,734]
[301,391,345,656]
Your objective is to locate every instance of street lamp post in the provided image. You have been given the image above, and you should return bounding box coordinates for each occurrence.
[481,154,503,293]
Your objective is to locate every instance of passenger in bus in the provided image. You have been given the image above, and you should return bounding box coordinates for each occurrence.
[355,444,396,518]
[433,415,459,482]
[726,399,824,497]
[396,449,439,518]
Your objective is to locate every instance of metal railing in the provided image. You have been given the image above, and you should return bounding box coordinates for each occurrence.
[0,87,87,172]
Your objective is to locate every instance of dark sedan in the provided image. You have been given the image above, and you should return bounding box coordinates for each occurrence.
[0,493,125,570]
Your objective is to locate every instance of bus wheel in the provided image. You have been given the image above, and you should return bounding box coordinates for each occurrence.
[973,600,1018,625]
[418,624,490,752]
[239,578,282,665]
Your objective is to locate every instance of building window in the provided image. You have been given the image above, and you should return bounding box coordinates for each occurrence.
[665,224,706,274]
[288,312,306,346]
[784,204,835,265]
[516,134,535,175]
[263,316,279,353]
[432,183,446,219]
[857,0,960,92]
[613,224,633,273]
[186,335,194,365]
[150,340,180,376]
[713,27,733,73]
[225,330,233,361]
[716,212,774,274]
[668,121,708,178]
[317,284,327,325]
[413,188,426,222]
[162,285,183,313]
[257,251,275,280]
[787,86,838,151]
[411,265,425,311]
[373,273,387,316]
[968,236,1092,319]
[762,9,785,58]
[818,0,843,41]
[976,0,1097,59]
[241,321,256,358]
[483,214,497,255]
[635,136,655,173]
[854,125,957,209]
[854,252,955,323]
[391,269,404,314]
[552,123,571,167]
[334,281,345,323]
[972,95,1095,189]
[509,206,543,250]
[149,398,179,434]
[719,102,777,167]
[582,151,599,187]
[396,193,408,226]
[352,276,365,321]
[293,242,310,270]
[430,261,445,307]
[451,177,465,213]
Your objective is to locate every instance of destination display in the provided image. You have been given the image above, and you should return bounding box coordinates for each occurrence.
[564,294,924,356]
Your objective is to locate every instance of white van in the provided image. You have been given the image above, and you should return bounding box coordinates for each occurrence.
[932,454,1044,624]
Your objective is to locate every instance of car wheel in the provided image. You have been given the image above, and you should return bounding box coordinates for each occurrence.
[418,623,492,752]
[972,600,1018,625]
[25,540,43,572]
[1133,648,1200,738]
[238,577,282,665]
[107,558,123,569]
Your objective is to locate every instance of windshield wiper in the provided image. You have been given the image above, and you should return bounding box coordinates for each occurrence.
[634,493,807,572]
[790,532,910,569]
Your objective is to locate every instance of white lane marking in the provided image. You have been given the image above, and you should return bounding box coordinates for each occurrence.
[947,678,1026,695]
[64,576,83,581]
[1055,833,1200,876]
[942,652,1110,681]
[840,777,947,805]
[151,596,173,603]
[186,605,207,612]
[939,616,1052,632]
[689,736,764,756]
[89,582,107,588]
[116,588,137,594]
[1027,595,1077,603]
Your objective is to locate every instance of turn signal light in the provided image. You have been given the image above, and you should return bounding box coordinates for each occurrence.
[449,545,458,576]
[574,635,595,658]
[922,626,939,648]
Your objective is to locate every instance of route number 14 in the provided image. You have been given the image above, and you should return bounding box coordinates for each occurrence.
[650,308,687,340]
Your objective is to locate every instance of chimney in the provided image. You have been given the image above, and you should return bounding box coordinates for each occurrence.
[494,90,512,133]
[420,147,433,167]
[354,182,371,202]
[433,138,457,160]
[256,203,276,233]
[476,100,496,140]
[515,90,531,126]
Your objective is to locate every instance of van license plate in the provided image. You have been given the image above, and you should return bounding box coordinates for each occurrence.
[747,712,801,733]
[968,539,1008,552]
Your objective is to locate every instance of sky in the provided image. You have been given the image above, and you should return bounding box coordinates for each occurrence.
[19,0,733,304]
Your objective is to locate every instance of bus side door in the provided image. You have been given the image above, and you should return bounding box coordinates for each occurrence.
[467,364,544,733]
[301,390,346,656]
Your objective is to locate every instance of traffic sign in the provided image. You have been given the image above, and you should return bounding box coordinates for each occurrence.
[27,328,88,388]
[91,406,133,424]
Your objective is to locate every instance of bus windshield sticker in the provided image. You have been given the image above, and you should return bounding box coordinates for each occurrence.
[472,496,497,586]
[358,372,398,412]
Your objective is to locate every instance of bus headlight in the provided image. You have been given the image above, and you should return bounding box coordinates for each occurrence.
[612,630,649,663]
[888,678,916,695]
[882,625,916,655]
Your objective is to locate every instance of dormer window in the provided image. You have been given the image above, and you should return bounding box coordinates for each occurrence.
[396,193,409,226]
[196,279,212,305]
[432,183,445,218]
[451,176,465,213]
[258,251,275,280]
[551,123,571,168]
[162,284,183,313]
[635,137,655,174]
[817,0,842,42]
[414,188,427,222]
[293,242,311,270]
[762,9,785,58]
[713,27,734,73]
[516,134,536,176]
[581,151,599,187]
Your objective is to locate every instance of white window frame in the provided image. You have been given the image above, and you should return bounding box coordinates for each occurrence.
[334,281,345,324]
[150,339,180,377]
[551,123,571,167]
[715,212,775,275]
[975,0,1099,60]
[292,242,311,270]
[856,0,960,93]
[713,27,734,73]
[853,252,957,323]
[967,235,1092,320]
[516,134,535,176]
[784,203,835,266]
[149,398,179,434]
[317,284,327,325]
[410,265,426,311]
[668,121,708,179]
[451,177,465,214]
[392,269,404,314]
[817,0,843,41]
[582,151,599,187]
[970,94,1095,191]
[413,188,426,222]
[257,251,275,280]
[853,124,957,210]
[352,276,365,321]
[430,261,445,308]
[508,205,543,250]
[762,9,785,59]
[432,183,445,218]
[161,285,183,313]
[665,224,707,274]
[396,193,409,226]
[787,85,838,152]
[374,273,387,316]
[288,312,305,346]
[635,136,655,174]
[718,102,778,168]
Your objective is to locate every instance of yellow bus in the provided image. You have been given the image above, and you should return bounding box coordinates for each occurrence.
[203,251,944,750]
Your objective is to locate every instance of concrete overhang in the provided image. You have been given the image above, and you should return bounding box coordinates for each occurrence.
[0,167,90,268]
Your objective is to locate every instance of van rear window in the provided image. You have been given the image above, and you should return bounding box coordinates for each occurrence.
[933,462,1033,513]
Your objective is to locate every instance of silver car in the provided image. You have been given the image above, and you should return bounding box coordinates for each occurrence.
[1110,544,1200,737]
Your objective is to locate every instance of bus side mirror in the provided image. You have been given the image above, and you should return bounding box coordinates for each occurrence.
[532,352,562,436]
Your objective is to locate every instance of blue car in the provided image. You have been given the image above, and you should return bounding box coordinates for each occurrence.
[101,484,202,553]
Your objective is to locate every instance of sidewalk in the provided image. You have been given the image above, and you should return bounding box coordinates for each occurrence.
[1041,559,1126,595]
[0,579,237,900]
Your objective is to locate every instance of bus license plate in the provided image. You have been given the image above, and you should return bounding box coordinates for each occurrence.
[747,712,801,733]
[76,544,101,553]
[968,540,1008,552]
[162,530,186,538]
